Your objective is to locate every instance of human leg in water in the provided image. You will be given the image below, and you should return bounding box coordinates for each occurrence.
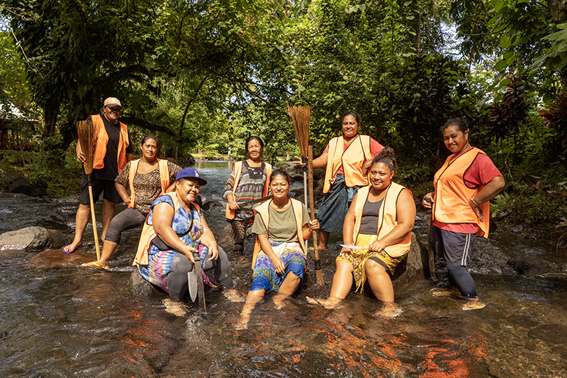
[446,264,485,310]
[307,259,353,309]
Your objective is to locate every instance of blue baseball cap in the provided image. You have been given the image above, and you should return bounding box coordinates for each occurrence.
[176,167,207,185]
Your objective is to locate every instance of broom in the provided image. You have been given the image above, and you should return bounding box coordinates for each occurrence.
[288,104,325,285]
[77,119,101,260]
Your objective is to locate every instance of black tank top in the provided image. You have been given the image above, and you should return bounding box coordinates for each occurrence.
[358,197,383,235]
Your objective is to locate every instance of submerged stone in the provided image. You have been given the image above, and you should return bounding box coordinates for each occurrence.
[0,226,70,251]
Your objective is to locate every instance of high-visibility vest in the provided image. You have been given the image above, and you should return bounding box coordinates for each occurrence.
[127,158,170,209]
[133,192,201,266]
[250,198,305,269]
[323,135,372,193]
[352,183,412,257]
[91,114,129,172]
[225,161,272,220]
[432,147,490,238]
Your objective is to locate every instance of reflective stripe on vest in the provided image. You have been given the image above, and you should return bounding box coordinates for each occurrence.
[250,198,304,270]
[91,114,129,172]
[127,159,170,209]
[352,183,412,257]
[323,135,372,193]
[432,147,490,238]
[133,193,201,266]
[225,161,272,219]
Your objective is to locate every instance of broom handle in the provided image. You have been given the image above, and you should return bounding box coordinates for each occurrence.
[87,178,101,260]
[303,170,308,251]
[308,147,319,261]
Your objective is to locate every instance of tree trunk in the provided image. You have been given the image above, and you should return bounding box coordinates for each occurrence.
[42,100,59,139]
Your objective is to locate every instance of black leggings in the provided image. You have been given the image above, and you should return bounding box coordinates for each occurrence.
[167,246,233,302]
[105,208,147,244]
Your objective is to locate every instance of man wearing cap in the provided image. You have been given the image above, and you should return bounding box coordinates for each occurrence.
[63,97,133,253]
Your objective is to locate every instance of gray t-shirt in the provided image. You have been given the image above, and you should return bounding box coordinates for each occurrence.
[251,202,310,243]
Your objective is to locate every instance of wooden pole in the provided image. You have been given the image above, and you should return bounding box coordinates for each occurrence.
[88,182,101,260]
[308,146,324,285]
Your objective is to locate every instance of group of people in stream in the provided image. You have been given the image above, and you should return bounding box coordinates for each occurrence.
[64,98,506,322]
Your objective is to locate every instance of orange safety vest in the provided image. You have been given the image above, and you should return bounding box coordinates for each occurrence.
[250,198,305,269]
[352,183,412,257]
[127,158,170,209]
[133,192,201,266]
[323,135,372,193]
[91,114,129,172]
[432,147,490,238]
[225,160,272,220]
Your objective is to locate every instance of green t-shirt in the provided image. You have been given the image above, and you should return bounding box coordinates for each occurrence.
[251,202,310,243]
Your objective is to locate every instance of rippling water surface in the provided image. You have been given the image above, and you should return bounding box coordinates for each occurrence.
[0,161,566,377]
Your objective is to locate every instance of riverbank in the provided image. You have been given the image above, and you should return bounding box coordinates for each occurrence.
[1,149,566,251]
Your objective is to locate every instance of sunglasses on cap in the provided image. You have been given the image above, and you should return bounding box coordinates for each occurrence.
[107,106,122,112]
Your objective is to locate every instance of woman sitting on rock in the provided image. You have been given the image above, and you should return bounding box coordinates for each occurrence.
[83,135,181,270]
[133,168,242,316]
[307,148,415,317]
[237,169,319,328]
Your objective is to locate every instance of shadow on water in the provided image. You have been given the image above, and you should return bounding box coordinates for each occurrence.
[0,161,566,376]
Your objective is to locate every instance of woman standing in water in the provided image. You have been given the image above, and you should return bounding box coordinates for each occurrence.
[307,148,415,317]
[224,136,272,255]
[298,112,383,250]
[237,169,319,328]
[83,135,180,270]
[423,118,505,310]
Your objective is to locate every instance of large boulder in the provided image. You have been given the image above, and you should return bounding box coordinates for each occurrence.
[391,232,427,293]
[177,154,196,167]
[128,269,163,298]
[0,226,70,251]
[201,200,225,212]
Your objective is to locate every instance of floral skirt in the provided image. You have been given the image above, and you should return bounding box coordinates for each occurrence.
[250,241,306,293]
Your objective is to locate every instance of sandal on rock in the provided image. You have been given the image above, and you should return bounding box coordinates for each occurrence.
[81,261,109,271]
[63,244,82,254]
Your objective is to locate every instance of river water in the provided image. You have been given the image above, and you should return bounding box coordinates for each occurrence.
[0,161,566,377]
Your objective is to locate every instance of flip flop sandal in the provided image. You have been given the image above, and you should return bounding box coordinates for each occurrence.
[63,244,82,254]
[81,261,109,271]
[462,301,486,311]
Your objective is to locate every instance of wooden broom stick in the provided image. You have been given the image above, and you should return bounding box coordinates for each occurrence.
[77,119,101,260]
[288,104,324,285]
[308,146,324,285]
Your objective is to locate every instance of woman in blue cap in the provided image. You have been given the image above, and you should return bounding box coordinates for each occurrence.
[133,167,243,316]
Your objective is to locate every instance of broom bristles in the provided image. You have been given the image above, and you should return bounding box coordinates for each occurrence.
[287,104,311,157]
[76,119,98,175]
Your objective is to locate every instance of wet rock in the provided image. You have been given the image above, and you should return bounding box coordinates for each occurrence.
[468,238,516,275]
[128,269,162,298]
[0,226,70,251]
[202,200,225,212]
[291,173,304,183]
[512,225,523,233]
[217,224,234,250]
[177,154,196,167]
[391,232,426,293]
[29,366,72,378]
[194,194,202,207]
[52,194,80,203]
[507,259,564,276]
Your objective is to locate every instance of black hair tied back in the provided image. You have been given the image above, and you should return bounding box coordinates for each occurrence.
[371,147,398,172]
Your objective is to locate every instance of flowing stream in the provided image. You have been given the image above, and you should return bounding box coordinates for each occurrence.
[0,161,566,377]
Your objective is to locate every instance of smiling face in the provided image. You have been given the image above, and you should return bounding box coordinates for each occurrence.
[176,178,200,205]
[247,138,263,161]
[342,115,359,139]
[369,162,394,191]
[141,138,158,161]
[443,125,469,154]
[270,174,290,200]
[103,105,121,123]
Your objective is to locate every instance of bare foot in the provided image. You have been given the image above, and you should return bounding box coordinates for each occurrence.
[163,299,188,317]
[273,293,290,310]
[374,302,402,318]
[462,298,486,311]
[81,260,109,271]
[224,289,245,303]
[306,296,342,309]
